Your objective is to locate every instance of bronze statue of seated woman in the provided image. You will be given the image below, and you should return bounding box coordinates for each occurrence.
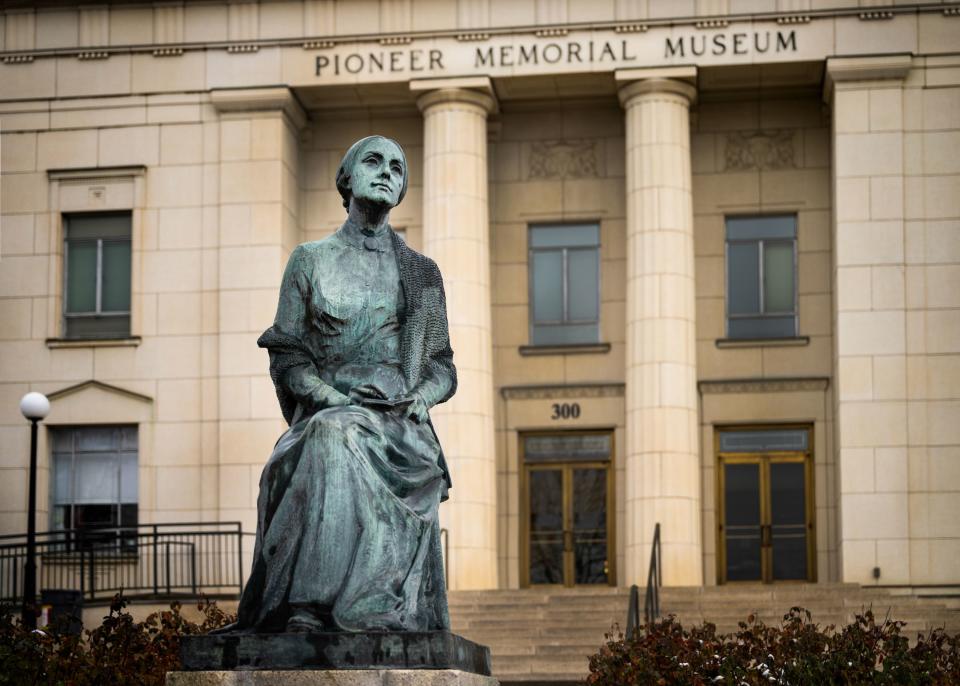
[224,135,456,634]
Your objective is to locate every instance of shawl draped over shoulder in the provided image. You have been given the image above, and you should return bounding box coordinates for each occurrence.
[256,231,456,493]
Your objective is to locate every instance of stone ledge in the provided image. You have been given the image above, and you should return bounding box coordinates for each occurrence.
[517,342,611,356]
[166,669,498,685]
[714,336,809,349]
[181,632,491,676]
[46,336,141,349]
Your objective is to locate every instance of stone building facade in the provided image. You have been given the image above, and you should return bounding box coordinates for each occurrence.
[0,0,958,594]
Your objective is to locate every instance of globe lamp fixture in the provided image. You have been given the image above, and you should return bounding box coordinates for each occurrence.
[20,392,50,421]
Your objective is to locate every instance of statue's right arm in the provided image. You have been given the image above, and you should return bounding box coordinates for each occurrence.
[283,365,350,412]
[274,246,351,413]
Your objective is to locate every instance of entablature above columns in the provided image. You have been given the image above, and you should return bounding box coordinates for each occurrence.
[1,6,952,106]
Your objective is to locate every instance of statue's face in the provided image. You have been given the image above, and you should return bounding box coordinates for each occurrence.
[349,138,406,209]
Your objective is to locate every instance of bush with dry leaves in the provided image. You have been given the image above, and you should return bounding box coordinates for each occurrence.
[588,607,960,685]
[0,595,234,686]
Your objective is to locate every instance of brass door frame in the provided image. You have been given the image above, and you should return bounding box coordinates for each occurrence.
[519,430,616,588]
[715,425,816,585]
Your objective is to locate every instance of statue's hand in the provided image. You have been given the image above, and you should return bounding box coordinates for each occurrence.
[402,394,429,424]
[310,386,351,411]
[348,384,388,405]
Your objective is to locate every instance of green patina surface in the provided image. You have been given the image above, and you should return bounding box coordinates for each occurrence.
[223,137,456,634]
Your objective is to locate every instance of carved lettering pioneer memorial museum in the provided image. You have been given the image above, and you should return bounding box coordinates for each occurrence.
[0,0,959,680]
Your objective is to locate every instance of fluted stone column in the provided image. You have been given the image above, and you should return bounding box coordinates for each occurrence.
[617,68,703,586]
[413,79,498,590]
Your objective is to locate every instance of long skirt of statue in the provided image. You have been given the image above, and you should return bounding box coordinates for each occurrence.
[232,396,450,632]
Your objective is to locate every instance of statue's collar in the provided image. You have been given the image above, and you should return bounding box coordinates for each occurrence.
[337,220,393,253]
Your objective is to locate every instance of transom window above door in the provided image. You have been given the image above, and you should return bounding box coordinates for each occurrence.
[725,215,797,340]
[528,224,600,346]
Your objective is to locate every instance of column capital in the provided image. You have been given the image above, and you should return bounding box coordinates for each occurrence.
[411,76,498,114]
[823,53,911,103]
[616,66,697,107]
[210,86,307,130]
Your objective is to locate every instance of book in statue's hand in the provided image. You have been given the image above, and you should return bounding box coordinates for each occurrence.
[361,396,415,411]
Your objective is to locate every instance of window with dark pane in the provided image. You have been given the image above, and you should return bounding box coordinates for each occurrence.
[528,224,600,345]
[63,212,132,339]
[51,426,138,550]
[725,215,797,339]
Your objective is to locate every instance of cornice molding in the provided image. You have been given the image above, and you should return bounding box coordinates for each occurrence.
[0,5,948,62]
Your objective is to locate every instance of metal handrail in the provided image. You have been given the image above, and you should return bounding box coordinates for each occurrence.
[0,522,244,604]
[0,521,244,540]
[626,583,640,637]
[645,522,662,626]
[439,527,449,587]
[626,522,661,638]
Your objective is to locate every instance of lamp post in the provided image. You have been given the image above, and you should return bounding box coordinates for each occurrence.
[19,392,50,630]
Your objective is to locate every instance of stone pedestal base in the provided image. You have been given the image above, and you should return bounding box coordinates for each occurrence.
[166,670,498,685]
[180,632,490,675]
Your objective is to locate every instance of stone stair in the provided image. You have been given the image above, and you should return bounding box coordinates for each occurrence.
[448,584,960,684]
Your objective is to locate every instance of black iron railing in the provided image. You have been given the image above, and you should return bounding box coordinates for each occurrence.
[0,522,246,603]
[440,527,449,587]
[644,522,662,625]
[626,522,661,637]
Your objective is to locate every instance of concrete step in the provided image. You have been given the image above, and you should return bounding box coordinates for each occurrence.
[447,585,960,682]
[457,611,620,624]
[480,636,614,649]
[502,675,587,684]
[493,655,590,676]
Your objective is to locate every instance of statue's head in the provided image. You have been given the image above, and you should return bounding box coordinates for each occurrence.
[335,135,408,211]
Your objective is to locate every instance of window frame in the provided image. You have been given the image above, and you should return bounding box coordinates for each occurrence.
[46,166,145,346]
[519,428,617,588]
[527,223,602,346]
[62,211,133,340]
[723,214,799,340]
[49,425,139,540]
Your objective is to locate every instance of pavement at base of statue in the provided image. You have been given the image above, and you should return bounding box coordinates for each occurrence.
[166,669,498,685]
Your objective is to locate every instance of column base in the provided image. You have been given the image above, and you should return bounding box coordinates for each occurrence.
[166,670,498,685]
[180,631,492,675]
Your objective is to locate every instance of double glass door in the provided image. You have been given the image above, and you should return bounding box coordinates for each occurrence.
[522,432,614,587]
[718,428,814,584]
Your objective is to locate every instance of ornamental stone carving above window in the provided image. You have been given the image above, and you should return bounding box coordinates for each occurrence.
[723,130,797,171]
[527,139,600,179]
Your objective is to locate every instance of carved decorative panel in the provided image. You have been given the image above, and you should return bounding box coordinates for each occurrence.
[528,139,599,179]
[698,377,829,394]
[723,130,797,171]
[502,383,625,400]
